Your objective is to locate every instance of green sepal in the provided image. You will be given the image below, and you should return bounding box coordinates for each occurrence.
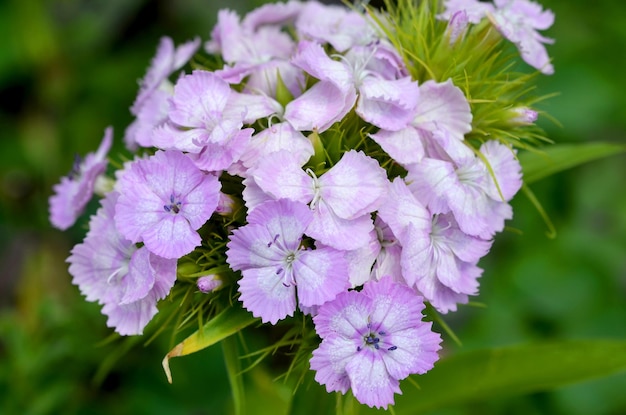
[275,70,295,109]
[162,302,259,383]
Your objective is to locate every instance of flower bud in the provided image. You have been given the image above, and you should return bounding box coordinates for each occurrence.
[197,274,223,293]
[509,107,538,125]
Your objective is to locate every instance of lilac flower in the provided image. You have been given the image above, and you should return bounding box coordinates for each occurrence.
[439,0,495,24]
[49,126,113,230]
[491,0,555,75]
[406,140,522,239]
[68,192,177,335]
[207,8,304,98]
[253,149,389,250]
[114,150,221,259]
[284,40,419,132]
[152,70,266,171]
[226,199,350,324]
[377,178,493,312]
[440,0,555,75]
[130,36,200,116]
[343,218,403,288]
[125,36,200,149]
[370,79,472,166]
[401,213,493,312]
[310,276,442,409]
[238,121,314,171]
[295,1,377,52]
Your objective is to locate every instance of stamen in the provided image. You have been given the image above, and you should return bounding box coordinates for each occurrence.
[388,346,398,351]
[164,194,182,214]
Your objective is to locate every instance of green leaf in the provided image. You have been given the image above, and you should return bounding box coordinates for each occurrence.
[366,339,626,414]
[519,142,626,184]
[162,303,259,383]
[222,336,245,415]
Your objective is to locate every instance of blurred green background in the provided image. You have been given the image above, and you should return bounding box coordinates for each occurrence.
[0,0,624,414]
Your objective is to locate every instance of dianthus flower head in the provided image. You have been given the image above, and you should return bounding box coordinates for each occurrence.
[310,276,442,409]
[67,191,177,335]
[226,199,350,324]
[49,126,113,230]
[114,150,221,259]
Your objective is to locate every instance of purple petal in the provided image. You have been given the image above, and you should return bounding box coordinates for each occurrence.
[310,336,355,394]
[226,223,286,271]
[345,349,400,409]
[377,177,431,244]
[253,150,314,203]
[363,276,426,334]
[307,200,375,250]
[370,127,426,166]
[169,70,231,128]
[245,199,312,245]
[119,247,156,304]
[319,150,388,219]
[313,290,372,342]
[413,79,472,140]
[383,324,442,379]
[238,266,296,324]
[294,247,349,307]
[240,122,314,170]
[357,76,419,131]
[142,215,201,259]
[188,128,253,172]
[284,81,356,132]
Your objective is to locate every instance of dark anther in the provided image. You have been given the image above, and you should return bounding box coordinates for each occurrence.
[388,346,397,351]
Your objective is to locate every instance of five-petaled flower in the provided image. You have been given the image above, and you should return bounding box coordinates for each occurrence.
[310,276,442,409]
[114,150,221,259]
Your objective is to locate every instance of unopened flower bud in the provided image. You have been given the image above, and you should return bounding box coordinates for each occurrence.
[197,274,223,293]
[215,192,235,216]
[509,107,538,125]
[447,10,469,44]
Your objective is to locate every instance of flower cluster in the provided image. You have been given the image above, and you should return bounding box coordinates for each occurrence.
[49,0,555,409]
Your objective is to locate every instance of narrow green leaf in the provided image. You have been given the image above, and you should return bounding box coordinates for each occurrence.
[521,183,557,239]
[519,142,626,184]
[162,304,259,383]
[370,339,626,414]
[222,336,245,415]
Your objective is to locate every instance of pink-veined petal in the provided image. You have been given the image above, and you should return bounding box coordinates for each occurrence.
[294,247,349,307]
[319,150,388,219]
[142,215,200,259]
[310,335,355,394]
[238,266,296,324]
[370,127,426,166]
[284,81,356,132]
[307,200,375,250]
[357,76,419,131]
[345,348,400,409]
[253,150,314,203]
